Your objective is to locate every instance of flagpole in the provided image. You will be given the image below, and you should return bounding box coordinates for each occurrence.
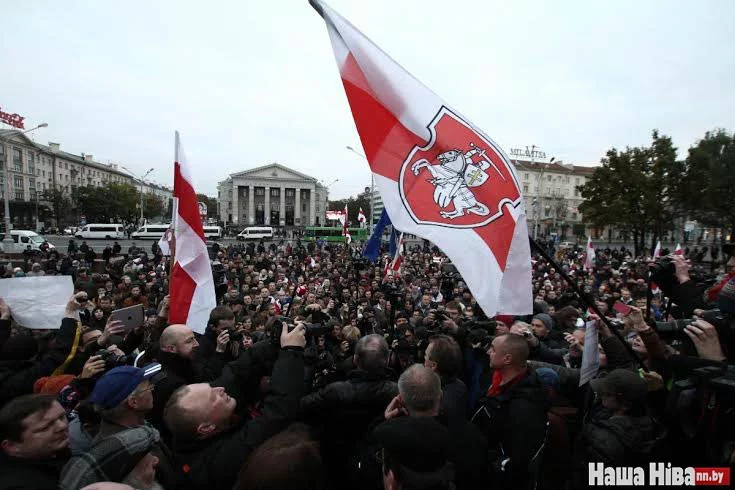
[529,238,647,371]
[308,0,324,17]
[170,131,179,273]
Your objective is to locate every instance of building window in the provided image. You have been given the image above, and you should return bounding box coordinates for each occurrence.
[13,149,22,172]
[271,188,279,197]
[29,178,36,190]
[255,187,265,196]
[302,203,307,213]
[523,184,529,193]
[524,173,529,180]
[575,177,580,185]
[14,176,23,188]
[546,175,551,182]
[574,189,579,197]
[0,144,4,164]
[572,212,578,220]
[14,190,23,201]
[27,153,35,175]
[286,189,295,197]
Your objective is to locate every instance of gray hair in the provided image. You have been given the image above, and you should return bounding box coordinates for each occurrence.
[398,364,441,414]
[354,334,389,373]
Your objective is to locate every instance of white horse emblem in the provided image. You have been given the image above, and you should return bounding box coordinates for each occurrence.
[411,143,506,219]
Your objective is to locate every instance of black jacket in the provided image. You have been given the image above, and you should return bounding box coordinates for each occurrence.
[471,370,549,490]
[440,376,469,427]
[300,369,398,487]
[0,451,68,490]
[170,348,305,490]
[0,318,78,408]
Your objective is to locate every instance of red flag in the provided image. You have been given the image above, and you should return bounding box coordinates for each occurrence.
[311,0,532,316]
[675,243,683,255]
[357,207,366,224]
[169,132,216,334]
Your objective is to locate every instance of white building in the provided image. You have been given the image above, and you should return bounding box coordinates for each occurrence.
[218,163,329,228]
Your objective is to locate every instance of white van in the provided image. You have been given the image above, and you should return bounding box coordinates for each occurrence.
[237,227,273,241]
[132,224,171,240]
[0,230,56,253]
[203,226,222,240]
[75,224,125,240]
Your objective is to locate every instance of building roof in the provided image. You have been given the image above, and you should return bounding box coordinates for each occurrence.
[229,162,319,183]
[512,159,597,176]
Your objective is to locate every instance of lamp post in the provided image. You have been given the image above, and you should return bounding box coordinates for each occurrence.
[122,166,154,227]
[2,123,48,248]
[345,145,374,231]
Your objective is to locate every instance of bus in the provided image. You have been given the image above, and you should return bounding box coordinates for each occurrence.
[132,224,171,240]
[303,226,369,242]
[203,226,222,240]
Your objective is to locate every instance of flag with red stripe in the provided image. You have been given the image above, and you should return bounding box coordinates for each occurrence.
[584,236,595,270]
[312,0,532,315]
[675,243,683,255]
[169,132,216,334]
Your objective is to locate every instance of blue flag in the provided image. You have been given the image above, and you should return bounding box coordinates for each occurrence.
[388,227,400,258]
[363,209,391,262]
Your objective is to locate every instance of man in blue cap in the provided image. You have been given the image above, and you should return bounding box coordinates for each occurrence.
[89,363,176,489]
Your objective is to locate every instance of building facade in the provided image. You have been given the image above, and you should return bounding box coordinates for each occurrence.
[0,129,172,229]
[510,156,596,240]
[218,163,329,228]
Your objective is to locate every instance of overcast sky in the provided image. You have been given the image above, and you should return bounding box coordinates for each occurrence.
[2,0,733,200]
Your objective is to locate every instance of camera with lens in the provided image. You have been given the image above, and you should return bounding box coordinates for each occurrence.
[226,328,244,343]
[94,349,134,370]
[267,317,331,342]
[649,256,676,295]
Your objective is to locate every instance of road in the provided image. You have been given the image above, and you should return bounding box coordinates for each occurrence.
[44,235,245,252]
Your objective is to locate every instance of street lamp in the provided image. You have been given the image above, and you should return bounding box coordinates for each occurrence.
[345,145,374,230]
[2,123,48,248]
[122,166,154,227]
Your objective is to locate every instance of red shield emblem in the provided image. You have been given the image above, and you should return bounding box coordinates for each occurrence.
[399,107,522,229]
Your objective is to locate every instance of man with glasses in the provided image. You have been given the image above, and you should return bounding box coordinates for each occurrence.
[88,363,176,489]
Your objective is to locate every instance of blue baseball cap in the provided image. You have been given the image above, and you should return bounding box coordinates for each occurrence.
[89,363,162,410]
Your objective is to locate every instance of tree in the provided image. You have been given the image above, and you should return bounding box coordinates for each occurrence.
[328,188,371,227]
[40,188,72,227]
[676,129,735,240]
[73,183,139,223]
[196,194,218,220]
[143,193,165,220]
[578,131,683,256]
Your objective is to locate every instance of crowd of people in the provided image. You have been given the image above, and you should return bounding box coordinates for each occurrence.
[0,234,734,490]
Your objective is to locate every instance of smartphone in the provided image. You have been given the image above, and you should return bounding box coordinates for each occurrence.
[613,301,632,316]
[109,304,145,331]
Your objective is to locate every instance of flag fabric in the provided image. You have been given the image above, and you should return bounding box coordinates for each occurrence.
[653,241,662,258]
[383,232,404,281]
[364,208,392,262]
[326,210,343,221]
[169,132,216,334]
[158,227,173,256]
[675,243,683,255]
[357,207,366,224]
[312,0,532,315]
[584,237,595,270]
[345,229,352,244]
[388,227,400,258]
[579,320,600,386]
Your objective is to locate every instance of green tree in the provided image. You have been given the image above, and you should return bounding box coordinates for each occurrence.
[143,193,165,220]
[578,131,683,256]
[40,188,72,227]
[73,183,139,223]
[328,188,370,226]
[676,129,735,239]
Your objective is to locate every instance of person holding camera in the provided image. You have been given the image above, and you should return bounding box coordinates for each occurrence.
[163,322,306,490]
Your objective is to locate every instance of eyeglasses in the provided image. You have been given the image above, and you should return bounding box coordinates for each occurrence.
[133,385,155,396]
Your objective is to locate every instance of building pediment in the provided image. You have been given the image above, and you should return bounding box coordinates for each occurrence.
[230,163,317,183]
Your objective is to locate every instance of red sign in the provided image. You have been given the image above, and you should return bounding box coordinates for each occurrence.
[0,107,25,129]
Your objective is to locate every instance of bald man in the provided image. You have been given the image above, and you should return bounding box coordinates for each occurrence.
[149,324,204,441]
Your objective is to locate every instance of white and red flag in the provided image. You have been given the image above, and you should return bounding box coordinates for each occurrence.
[675,243,683,255]
[653,241,662,258]
[169,132,216,334]
[584,237,595,270]
[383,233,404,281]
[357,207,366,224]
[311,0,532,315]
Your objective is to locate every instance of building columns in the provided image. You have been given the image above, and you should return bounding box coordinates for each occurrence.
[248,185,255,225]
[232,184,238,225]
[264,186,270,225]
[294,187,301,225]
[279,187,286,226]
[309,186,316,226]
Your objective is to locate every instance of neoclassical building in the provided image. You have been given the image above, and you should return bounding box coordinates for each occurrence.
[217,163,329,228]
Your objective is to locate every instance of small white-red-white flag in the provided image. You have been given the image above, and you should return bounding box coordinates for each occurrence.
[312,0,532,316]
[584,237,595,270]
[169,132,216,334]
[158,226,173,256]
[383,232,404,281]
[675,243,683,255]
[653,241,662,258]
[357,207,366,223]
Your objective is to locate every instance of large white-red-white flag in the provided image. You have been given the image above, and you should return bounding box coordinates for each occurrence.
[169,132,216,334]
[311,0,532,315]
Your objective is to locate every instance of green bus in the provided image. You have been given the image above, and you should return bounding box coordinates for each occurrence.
[304,226,369,242]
